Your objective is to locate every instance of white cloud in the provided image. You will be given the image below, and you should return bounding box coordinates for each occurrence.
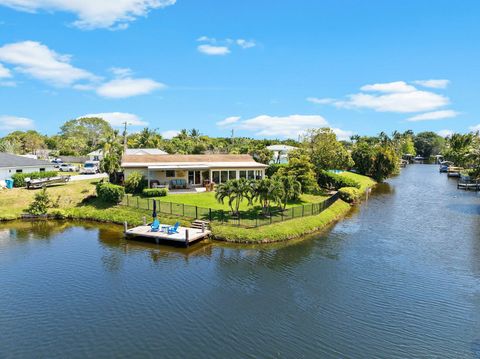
[236,39,256,49]
[437,129,453,138]
[331,128,353,141]
[360,81,417,93]
[96,77,165,98]
[469,124,480,132]
[414,79,450,89]
[0,41,96,87]
[217,116,241,126]
[78,112,148,127]
[0,80,16,87]
[406,110,459,122]
[0,63,11,78]
[0,0,176,30]
[197,44,230,56]
[306,97,336,105]
[0,115,34,130]
[161,130,180,139]
[219,114,330,138]
[109,67,133,78]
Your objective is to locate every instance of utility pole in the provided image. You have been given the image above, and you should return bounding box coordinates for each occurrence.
[122,121,128,152]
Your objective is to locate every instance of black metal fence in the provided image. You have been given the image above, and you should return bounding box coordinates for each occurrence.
[121,192,340,228]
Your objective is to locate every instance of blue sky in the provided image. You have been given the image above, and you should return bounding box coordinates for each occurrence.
[0,0,479,140]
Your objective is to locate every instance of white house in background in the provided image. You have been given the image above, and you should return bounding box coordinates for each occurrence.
[266,144,298,164]
[0,152,56,181]
[121,154,267,188]
[88,148,168,162]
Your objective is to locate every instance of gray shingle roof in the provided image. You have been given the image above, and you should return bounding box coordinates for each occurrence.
[0,152,54,168]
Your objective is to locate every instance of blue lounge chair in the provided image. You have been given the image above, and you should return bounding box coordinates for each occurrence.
[167,222,180,235]
[151,218,160,232]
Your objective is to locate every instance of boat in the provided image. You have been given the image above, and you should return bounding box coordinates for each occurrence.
[26,175,71,189]
[439,161,454,173]
[447,167,463,178]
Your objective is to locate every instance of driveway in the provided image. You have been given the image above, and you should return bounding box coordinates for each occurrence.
[69,173,108,182]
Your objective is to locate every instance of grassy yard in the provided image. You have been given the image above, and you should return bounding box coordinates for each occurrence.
[339,171,376,192]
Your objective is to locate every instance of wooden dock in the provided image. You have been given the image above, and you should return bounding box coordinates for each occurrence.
[124,224,211,246]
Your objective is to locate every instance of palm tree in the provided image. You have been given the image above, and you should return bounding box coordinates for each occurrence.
[215,180,245,216]
[277,175,302,210]
[254,178,284,215]
[100,131,123,183]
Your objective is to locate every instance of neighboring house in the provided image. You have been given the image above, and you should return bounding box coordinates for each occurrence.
[266,144,298,164]
[58,156,89,164]
[0,152,56,181]
[88,148,168,162]
[121,154,267,187]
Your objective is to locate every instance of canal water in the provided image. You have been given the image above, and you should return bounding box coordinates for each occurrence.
[0,165,479,358]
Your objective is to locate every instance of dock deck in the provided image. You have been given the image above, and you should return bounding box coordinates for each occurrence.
[125,225,211,245]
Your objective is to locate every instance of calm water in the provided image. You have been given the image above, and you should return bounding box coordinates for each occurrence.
[1,165,479,358]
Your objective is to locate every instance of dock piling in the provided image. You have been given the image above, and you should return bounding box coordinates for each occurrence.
[143,216,146,225]
[124,221,128,233]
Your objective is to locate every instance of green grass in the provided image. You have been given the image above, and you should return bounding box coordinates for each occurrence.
[339,172,376,192]
[211,200,351,243]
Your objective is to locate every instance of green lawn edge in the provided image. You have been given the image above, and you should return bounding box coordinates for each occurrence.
[211,199,351,243]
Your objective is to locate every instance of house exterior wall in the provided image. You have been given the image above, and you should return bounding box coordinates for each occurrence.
[0,165,56,181]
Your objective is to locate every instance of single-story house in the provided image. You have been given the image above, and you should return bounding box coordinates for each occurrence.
[88,148,168,162]
[0,152,56,181]
[266,144,298,164]
[121,154,267,187]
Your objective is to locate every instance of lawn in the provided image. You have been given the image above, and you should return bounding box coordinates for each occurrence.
[339,172,376,192]
[130,191,329,212]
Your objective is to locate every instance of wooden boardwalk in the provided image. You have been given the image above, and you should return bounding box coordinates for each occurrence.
[124,224,211,246]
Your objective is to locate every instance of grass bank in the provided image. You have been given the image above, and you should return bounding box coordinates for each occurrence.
[339,172,377,192]
[211,200,351,243]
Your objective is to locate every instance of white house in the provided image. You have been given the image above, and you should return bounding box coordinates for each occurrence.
[121,154,267,187]
[88,148,168,162]
[0,152,56,181]
[266,144,298,164]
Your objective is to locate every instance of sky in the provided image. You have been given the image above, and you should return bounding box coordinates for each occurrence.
[0,0,479,140]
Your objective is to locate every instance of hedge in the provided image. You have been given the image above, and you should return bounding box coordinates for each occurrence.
[96,182,125,204]
[11,171,59,187]
[142,188,168,197]
[338,187,361,203]
[318,170,360,190]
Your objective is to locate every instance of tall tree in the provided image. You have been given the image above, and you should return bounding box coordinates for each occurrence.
[100,131,124,183]
[60,117,113,155]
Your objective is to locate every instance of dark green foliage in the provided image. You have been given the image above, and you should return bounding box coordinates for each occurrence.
[266,163,287,177]
[12,171,58,187]
[124,171,147,194]
[338,187,361,203]
[142,188,168,197]
[26,188,51,215]
[317,171,360,190]
[277,149,319,193]
[96,182,125,204]
[351,142,376,175]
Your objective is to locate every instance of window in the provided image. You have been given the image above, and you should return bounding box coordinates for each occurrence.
[248,170,254,180]
[221,171,228,183]
[239,170,247,179]
[166,170,175,178]
[255,170,263,179]
[229,171,237,180]
[16,169,22,173]
[40,168,45,172]
[212,171,220,183]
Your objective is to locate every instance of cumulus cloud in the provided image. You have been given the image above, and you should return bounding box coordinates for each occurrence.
[161,130,180,139]
[0,63,11,78]
[197,36,255,55]
[0,115,34,131]
[414,79,450,89]
[306,97,336,105]
[360,81,417,93]
[0,0,176,30]
[0,41,97,87]
[406,110,459,122]
[437,129,453,138]
[96,68,165,98]
[217,116,241,126]
[331,128,354,141]
[469,124,480,132]
[217,114,333,138]
[78,112,148,127]
[197,44,230,56]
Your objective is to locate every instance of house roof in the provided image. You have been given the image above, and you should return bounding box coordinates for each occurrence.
[126,148,168,155]
[266,144,298,152]
[0,152,54,168]
[122,154,267,169]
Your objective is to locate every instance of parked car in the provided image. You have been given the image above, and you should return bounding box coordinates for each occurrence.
[59,163,78,172]
[50,158,63,168]
[81,161,99,174]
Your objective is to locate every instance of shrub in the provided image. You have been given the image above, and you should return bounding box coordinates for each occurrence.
[338,187,361,203]
[96,182,125,204]
[26,188,51,215]
[12,171,58,187]
[142,188,168,197]
[318,170,360,190]
[124,171,147,194]
[266,163,287,177]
